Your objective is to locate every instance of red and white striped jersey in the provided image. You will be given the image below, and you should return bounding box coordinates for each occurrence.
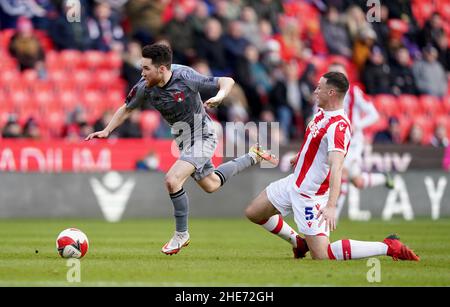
[292,108,352,196]
[344,85,379,145]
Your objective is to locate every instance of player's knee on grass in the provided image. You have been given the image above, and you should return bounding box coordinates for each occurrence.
[306,236,330,260]
[310,249,329,260]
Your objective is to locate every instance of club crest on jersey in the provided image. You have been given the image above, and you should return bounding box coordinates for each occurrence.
[310,122,320,137]
[172,91,185,102]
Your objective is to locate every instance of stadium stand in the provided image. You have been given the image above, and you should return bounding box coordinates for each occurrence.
[0,0,448,145]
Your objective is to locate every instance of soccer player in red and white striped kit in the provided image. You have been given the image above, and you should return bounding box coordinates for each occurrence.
[245,72,419,261]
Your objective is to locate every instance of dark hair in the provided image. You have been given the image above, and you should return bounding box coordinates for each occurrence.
[322,71,349,95]
[142,43,173,69]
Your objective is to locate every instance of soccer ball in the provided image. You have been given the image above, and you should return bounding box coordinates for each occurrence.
[56,228,89,259]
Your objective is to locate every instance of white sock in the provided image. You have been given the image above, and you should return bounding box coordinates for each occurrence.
[259,215,298,247]
[361,173,386,188]
[328,239,388,260]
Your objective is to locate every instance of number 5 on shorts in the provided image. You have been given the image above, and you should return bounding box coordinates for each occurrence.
[305,207,314,220]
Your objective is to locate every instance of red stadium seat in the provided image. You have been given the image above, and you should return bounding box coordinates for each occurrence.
[398,115,413,142]
[0,90,9,113]
[87,69,118,90]
[437,0,450,20]
[419,95,443,116]
[414,115,435,144]
[435,114,448,128]
[59,91,79,111]
[10,91,31,112]
[59,50,82,70]
[0,69,20,87]
[82,90,106,112]
[412,0,435,27]
[442,95,450,113]
[373,95,400,117]
[72,69,92,90]
[34,30,54,51]
[21,69,39,84]
[104,51,123,70]
[82,50,105,70]
[45,110,66,138]
[0,89,15,112]
[398,95,420,118]
[0,29,15,50]
[29,80,53,94]
[0,49,17,70]
[104,89,125,110]
[140,110,161,137]
[35,90,56,112]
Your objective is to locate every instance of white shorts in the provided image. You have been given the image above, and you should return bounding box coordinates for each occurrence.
[266,174,330,237]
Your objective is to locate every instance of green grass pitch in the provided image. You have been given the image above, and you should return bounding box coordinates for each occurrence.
[0,218,449,286]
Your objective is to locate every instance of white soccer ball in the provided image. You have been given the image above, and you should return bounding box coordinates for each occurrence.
[56,228,89,259]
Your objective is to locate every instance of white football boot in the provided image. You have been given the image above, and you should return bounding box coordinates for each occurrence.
[161,231,190,255]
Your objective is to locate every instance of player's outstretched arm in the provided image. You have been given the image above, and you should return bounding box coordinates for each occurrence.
[317,151,345,231]
[203,77,235,108]
[85,104,132,141]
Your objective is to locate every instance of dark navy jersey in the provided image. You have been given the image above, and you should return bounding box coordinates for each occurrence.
[125,64,220,142]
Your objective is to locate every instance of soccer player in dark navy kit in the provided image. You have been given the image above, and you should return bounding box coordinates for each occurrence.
[86,43,278,255]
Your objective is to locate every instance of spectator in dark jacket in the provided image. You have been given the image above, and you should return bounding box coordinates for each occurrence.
[321,6,352,57]
[119,109,143,138]
[269,61,304,141]
[87,1,124,52]
[196,18,231,76]
[50,1,92,50]
[162,4,196,65]
[390,47,417,95]
[362,46,392,94]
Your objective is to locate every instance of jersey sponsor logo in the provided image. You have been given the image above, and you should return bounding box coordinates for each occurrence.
[307,221,312,228]
[315,204,321,211]
[338,123,347,131]
[172,91,185,103]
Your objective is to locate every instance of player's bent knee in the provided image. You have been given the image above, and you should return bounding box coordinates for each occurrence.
[164,175,182,192]
[201,184,217,194]
[310,253,329,260]
[309,248,329,260]
[244,206,261,224]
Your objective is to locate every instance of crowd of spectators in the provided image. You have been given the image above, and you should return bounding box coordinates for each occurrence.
[0,0,449,147]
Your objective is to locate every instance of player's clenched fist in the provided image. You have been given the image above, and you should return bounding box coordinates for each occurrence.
[85,130,110,141]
